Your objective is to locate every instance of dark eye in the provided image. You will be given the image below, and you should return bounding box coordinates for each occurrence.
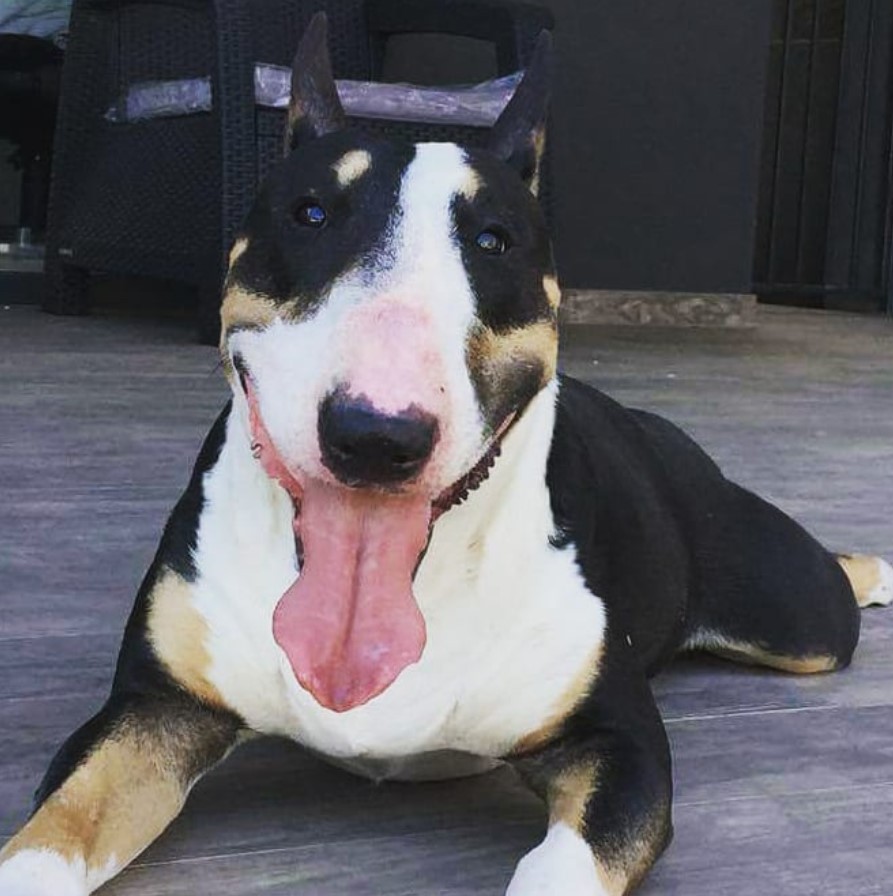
[476,229,509,255]
[294,201,327,228]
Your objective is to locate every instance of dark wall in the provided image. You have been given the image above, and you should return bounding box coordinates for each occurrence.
[385,1,773,294]
[543,0,773,292]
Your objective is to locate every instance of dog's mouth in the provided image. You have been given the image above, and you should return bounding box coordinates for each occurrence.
[240,371,510,714]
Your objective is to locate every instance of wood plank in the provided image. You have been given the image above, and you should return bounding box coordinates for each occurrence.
[646,784,893,896]
[1,305,891,896]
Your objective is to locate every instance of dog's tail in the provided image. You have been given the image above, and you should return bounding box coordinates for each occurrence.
[837,554,893,608]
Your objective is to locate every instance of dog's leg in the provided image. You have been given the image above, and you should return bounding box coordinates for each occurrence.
[677,481,868,674]
[0,692,239,896]
[507,654,672,896]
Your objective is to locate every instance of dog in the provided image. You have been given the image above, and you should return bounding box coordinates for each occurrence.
[2,15,891,896]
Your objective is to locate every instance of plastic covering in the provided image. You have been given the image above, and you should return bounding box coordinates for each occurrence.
[0,0,71,38]
[106,64,520,127]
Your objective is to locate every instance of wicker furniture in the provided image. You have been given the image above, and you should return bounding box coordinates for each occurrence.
[0,34,62,237]
[43,0,553,342]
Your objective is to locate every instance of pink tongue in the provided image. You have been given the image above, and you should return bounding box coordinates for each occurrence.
[274,479,430,712]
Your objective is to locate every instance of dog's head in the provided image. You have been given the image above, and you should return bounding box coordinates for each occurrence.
[221,14,559,713]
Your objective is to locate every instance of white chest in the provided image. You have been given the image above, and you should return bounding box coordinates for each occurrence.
[188,395,606,777]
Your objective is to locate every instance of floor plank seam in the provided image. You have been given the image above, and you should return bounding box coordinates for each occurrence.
[675,779,893,809]
[125,822,538,870]
[663,703,844,724]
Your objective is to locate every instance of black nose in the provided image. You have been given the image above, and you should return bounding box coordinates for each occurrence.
[318,392,438,487]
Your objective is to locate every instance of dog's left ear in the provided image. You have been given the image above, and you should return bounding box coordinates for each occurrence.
[487,31,553,193]
[284,12,347,153]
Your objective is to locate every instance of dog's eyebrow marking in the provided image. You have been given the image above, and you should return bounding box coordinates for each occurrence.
[543,275,562,311]
[333,149,372,188]
[458,166,482,200]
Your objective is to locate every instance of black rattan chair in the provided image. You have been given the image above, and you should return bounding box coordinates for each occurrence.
[43,0,553,342]
[0,35,63,238]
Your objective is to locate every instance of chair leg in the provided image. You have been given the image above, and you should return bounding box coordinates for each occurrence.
[43,263,90,315]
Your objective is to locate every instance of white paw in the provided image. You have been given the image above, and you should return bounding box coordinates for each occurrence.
[506,823,609,896]
[0,850,88,896]
[865,557,893,607]
[840,554,893,608]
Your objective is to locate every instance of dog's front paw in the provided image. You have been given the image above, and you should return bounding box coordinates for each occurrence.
[0,850,88,896]
[506,823,609,896]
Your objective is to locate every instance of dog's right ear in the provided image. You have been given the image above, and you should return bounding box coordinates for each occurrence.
[284,13,346,153]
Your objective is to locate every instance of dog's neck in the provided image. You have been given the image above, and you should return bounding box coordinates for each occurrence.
[424,377,559,551]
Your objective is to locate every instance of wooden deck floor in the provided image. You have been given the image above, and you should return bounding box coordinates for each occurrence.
[1,303,892,895]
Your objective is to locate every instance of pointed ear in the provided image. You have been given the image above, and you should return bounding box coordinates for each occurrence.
[487,31,553,193]
[284,12,347,153]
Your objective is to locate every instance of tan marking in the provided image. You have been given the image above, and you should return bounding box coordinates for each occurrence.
[468,319,558,387]
[220,283,279,343]
[838,553,892,608]
[458,166,482,200]
[529,127,547,196]
[333,149,372,188]
[543,275,561,311]
[545,765,669,896]
[595,813,669,896]
[548,763,597,831]
[758,652,838,674]
[512,643,601,754]
[489,321,558,379]
[595,862,628,896]
[0,730,186,884]
[147,569,226,708]
[228,237,249,267]
[701,635,838,674]
[593,800,671,896]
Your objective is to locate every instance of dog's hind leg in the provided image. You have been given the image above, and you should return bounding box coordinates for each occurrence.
[0,692,239,896]
[508,651,672,896]
[683,483,868,674]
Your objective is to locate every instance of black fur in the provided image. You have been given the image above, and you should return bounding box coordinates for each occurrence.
[453,152,556,332]
[506,374,860,877]
[155,403,231,583]
[547,374,859,676]
[228,131,414,316]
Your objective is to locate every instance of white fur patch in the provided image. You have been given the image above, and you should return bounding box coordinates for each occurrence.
[189,409,300,734]
[864,557,893,607]
[506,823,607,896]
[191,381,608,774]
[0,850,88,896]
